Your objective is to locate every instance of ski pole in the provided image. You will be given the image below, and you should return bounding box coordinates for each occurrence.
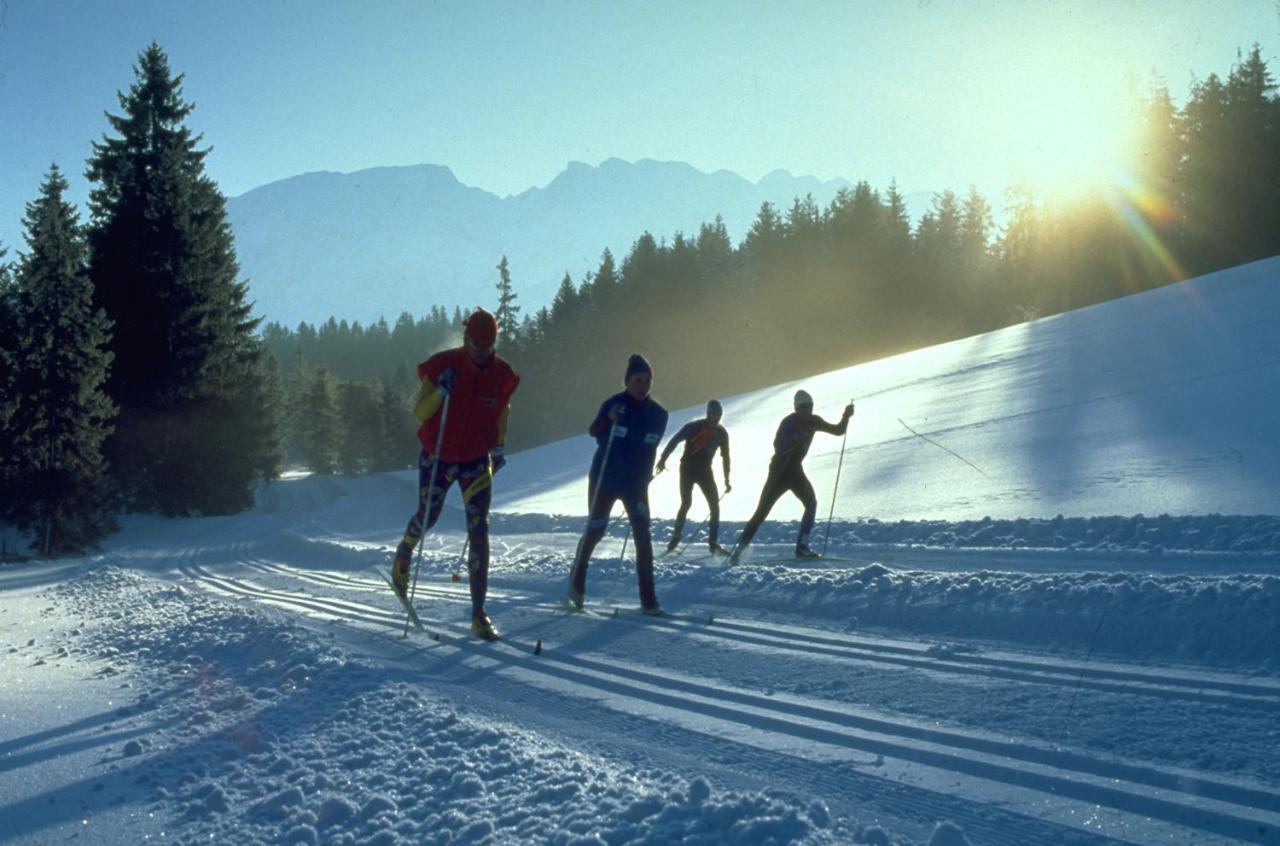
[451,537,469,583]
[821,398,853,556]
[406,392,451,636]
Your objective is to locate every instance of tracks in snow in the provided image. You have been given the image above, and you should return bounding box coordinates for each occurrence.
[178,556,1280,846]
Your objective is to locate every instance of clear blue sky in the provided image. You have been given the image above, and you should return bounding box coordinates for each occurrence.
[1,0,1277,254]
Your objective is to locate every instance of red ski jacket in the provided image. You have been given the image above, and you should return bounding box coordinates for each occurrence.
[414,347,520,462]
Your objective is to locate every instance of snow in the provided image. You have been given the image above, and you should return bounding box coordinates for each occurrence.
[3,256,1280,845]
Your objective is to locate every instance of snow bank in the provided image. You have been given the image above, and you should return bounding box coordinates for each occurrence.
[47,566,846,845]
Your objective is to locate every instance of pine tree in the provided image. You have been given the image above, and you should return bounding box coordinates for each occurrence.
[0,242,18,544]
[300,367,340,475]
[9,166,118,555]
[494,255,520,338]
[85,42,275,514]
[336,379,380,475]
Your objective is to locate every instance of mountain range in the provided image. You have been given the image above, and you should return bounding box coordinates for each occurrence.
[226,158,932,328]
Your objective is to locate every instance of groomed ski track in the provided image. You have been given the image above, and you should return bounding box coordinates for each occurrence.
[164,530,1280,846]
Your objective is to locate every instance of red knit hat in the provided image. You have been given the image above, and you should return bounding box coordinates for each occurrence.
[464,308,498,345]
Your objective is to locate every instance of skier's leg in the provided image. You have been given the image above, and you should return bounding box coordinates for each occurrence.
[794,471,818,553]
[623,491,659,609]
[694,467,720,550]
[737,472,786,552]
[393,452,451,582]
[669,466,694,549]
[457,458,493,618]
[571,490,618,599]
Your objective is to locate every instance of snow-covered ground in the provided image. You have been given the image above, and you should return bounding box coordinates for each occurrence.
[3,257,1279,845]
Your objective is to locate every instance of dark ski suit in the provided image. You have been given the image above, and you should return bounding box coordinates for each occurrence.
[659,418,731,551]
[736,409,849,554]
[570,391,669,608]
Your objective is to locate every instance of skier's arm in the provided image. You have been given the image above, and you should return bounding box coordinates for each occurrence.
[719,426,731,482]
[813,404,854,436]
[773,415,799,452]
[412,377,445,422]
[497,404,511,444]
[658,422,693,467]
[588,399,615,438]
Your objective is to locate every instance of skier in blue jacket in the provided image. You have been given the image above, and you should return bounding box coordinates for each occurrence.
[568,354,669,613]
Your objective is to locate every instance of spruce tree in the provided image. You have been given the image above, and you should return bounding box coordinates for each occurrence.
[300,367,340,475]
[10,166,117,555]
[86,42,275,514]
[494,255,520,338]
[0,243,17,540]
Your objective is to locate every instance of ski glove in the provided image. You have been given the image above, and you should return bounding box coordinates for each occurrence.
[437,368,456,395]
[490,446,506,474]
[842,403,855,420]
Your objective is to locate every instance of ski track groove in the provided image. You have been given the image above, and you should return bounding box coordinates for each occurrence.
[178,559,1280,845]
[241,557,1280,709]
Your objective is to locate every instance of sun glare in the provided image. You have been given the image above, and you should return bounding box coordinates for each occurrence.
[1010,96,1138,198]
[987,67,1143,201]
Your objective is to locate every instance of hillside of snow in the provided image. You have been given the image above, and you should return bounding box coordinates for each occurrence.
[3,257,1279,846]
[497,256,1280,523]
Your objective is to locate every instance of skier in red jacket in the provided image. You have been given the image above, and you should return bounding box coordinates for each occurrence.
[391,308,520,640]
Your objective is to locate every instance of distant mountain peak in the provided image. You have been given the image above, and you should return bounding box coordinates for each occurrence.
[227,158,865,327]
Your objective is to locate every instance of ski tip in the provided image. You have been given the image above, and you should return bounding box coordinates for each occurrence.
[534,638,542,656]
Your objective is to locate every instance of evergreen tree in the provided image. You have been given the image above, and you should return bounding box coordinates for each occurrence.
[300,367,340,475]
[0,242,18,541]
[336,379,380,475]
[9,166,117,555]
[85,42,274,514]
[374,381,416,472]
[494,255,520,338]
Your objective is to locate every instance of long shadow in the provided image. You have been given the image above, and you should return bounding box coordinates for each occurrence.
[185,562,1280,827]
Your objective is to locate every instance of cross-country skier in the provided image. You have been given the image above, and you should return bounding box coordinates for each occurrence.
[728,390,853,564]
[657,399,731,555]
[568,354,669,614]
[390,307,520,640]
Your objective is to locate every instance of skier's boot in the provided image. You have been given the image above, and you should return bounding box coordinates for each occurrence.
[665,539,679,554]
[641,602,664,617]
[470,611,499,641]
[566,585,585,611]
[709,544,730,557]
[795,545,822,560]
[391,554,411,597]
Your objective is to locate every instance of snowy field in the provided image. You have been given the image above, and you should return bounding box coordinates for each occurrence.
[3,257,1279,845]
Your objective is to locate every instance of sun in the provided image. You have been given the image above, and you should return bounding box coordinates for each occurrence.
[998,77,1142,200]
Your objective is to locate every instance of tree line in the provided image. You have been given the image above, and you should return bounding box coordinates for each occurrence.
[2,45,1275,555]
[264,48,1279,454]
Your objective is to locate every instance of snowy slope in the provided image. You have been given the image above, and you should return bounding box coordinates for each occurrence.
[3,257,1279,846]
[497,256,1280,522]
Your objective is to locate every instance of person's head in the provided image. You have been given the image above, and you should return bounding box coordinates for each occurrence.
[624,353,653,400]
[706,399,723,424]
[464,308,498,365]
[793,389,814,416]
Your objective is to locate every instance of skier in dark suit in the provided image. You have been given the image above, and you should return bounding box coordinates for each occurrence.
[657,399,731,555]
[729,389,853,564]
[568,354,669,613]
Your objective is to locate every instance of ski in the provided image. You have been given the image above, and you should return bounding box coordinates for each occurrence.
[372,565,427,633]
[728,554,857,567]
